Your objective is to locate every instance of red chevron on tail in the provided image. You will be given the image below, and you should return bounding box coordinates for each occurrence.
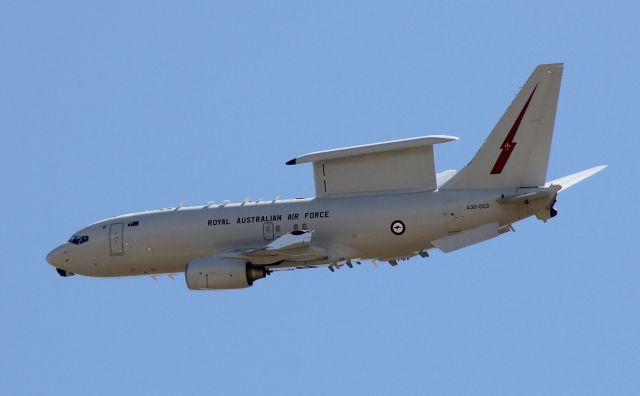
[490,84,538,174]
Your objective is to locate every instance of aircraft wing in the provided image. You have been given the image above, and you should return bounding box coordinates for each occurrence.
[222,230,327,265]
[286,135,458,197]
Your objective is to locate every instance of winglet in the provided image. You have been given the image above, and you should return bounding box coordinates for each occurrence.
[545,165,607,192]
[285,158,297,165]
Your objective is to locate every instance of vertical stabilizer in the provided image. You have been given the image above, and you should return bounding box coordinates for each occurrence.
[443,63,563,189]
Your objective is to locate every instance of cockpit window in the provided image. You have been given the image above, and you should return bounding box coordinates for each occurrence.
[68,235,89,245]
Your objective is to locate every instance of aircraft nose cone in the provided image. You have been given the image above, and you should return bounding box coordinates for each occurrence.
[46,245,66,268]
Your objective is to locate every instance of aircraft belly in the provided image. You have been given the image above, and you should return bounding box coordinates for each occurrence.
[310,194,446,261]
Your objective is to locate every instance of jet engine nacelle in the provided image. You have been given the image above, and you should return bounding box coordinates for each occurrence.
[185,256,267,290]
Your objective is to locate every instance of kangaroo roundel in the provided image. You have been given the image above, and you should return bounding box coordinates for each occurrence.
[391,220,406,235]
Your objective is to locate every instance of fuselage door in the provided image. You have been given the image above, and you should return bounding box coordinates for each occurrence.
[110,223,125,255]
[263,222,274,241]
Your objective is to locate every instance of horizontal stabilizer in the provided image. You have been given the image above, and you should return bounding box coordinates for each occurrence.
[496,186,559,204]
[436,170,457,188]
[545,165,606,192]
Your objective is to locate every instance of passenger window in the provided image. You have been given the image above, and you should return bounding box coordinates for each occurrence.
[293,224,299,231]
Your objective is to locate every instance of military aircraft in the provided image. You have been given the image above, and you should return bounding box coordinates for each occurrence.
[46,63,605,290]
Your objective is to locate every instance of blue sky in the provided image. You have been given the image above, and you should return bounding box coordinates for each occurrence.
[1,1,638,395]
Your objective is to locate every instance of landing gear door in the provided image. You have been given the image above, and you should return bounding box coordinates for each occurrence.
[110,223,124,255]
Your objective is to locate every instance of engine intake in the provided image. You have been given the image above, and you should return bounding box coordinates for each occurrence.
[185,257,268,290]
